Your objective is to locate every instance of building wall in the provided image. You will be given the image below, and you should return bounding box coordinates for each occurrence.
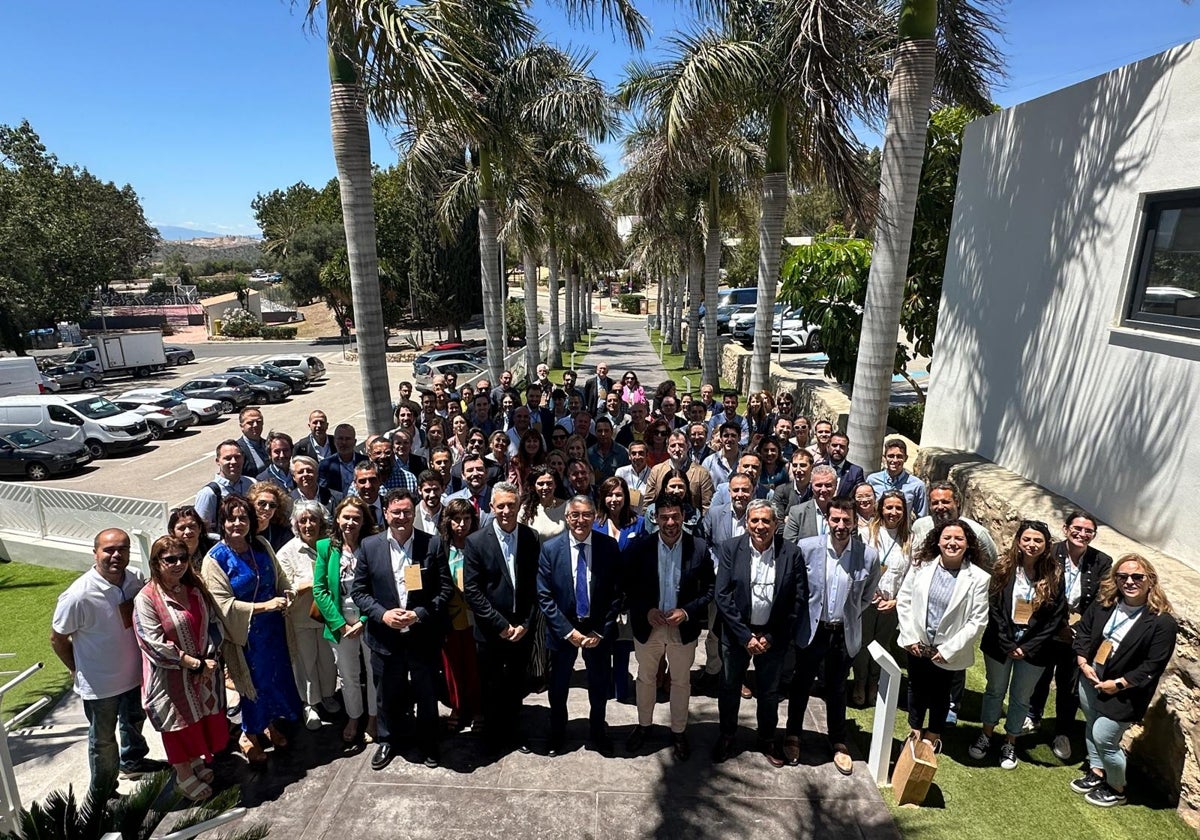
[923,41,1200,568]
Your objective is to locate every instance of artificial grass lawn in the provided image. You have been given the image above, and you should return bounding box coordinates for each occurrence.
[0,561,77,726]
[648,329,736,393]
[845,652,1194,840]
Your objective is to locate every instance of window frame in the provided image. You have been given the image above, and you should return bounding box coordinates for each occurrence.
[1124,189,1200,336]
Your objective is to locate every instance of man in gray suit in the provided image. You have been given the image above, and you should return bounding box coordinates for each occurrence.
[781,464,837,542]
[769,448,814,521]
[786,497,880,775]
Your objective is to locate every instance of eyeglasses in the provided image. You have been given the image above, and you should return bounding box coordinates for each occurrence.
[159,555,189,566]
[1115,572,1147,583]
[1068,525,1097,536]
[565,511,596,521]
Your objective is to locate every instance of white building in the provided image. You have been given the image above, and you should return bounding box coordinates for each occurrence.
[924,40,1200,569]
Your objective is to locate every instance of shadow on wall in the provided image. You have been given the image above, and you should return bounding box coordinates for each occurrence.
[936,43,1192,539]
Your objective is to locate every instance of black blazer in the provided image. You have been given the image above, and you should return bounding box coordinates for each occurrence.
[980,574,1066,667]
[1073,600,1178,722]
[318,451,368,494]
[537,530,623,649]
[583,375,614,413]
[293,434,332,461]
[625,533,715,645]
[1054,541,1113,620]
[714,534,805,650]
[462,522,540,642]
[351,529,452,655]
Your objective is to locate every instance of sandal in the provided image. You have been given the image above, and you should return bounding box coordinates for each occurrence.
[177,773,212,802]
[238,732,266,764]
[189,758,214,783]
[266,723,288,749]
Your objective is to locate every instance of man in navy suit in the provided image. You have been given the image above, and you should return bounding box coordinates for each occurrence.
[827,432,866,498]
[318,423,368,493]
[624,495,714,760]
[462,481,541,754]
[788,496,880,775]
[713,500,806,766]
[351,489,453,770]
[537,495,623,756]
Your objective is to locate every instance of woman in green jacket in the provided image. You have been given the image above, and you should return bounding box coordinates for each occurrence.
[313,495,377,744]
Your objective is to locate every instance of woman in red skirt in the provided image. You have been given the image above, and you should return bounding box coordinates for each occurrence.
[438,498,481,731]
[133,535,227,800]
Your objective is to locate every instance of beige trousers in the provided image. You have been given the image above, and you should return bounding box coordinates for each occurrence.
[634,625,698,733]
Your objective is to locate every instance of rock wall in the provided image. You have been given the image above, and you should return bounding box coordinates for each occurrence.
[918,446,1200,828]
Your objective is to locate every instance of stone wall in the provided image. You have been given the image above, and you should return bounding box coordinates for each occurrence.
[918,446,1200,828]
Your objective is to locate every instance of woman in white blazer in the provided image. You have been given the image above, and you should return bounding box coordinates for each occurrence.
[897,518,992,747]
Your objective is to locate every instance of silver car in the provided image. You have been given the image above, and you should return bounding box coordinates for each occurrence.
[42,363,104,390]
[109,395,196,440]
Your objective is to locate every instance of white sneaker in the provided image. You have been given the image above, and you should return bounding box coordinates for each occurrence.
[1021,716,1037,734]
[304,705,323,731]
[999,742,1018,770]
[1053,735,1072,761]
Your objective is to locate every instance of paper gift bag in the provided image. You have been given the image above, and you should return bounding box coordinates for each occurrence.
[892,735,938,806]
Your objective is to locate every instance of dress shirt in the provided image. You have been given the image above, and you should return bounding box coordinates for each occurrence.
[263,464,296,490]
[729,507,748,541]
[656,537,682,613]
[822,539,852,624]
[569,533,594,631]
[1064,554,1084,610]
[305,434,332,460]
[387,530,415,610]
[748,543,777,626]
[492,520,518,609]
[701,451,738,487]
[334,456,357,491]
[380,463,418,492]
[415,503,442,535]
[616,464,651,495]
[924,562,960,641]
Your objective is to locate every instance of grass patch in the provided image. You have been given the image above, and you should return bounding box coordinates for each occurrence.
[844,649,1192,839]
[554,329,595,370]
[0,561,78,725]
[649,329,735,393]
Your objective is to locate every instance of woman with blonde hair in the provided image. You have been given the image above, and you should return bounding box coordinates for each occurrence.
[1070,554,1177,807]
[970,519,1065,770]
[248,480,293,552]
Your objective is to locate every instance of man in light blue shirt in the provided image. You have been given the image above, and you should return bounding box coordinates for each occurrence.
[865,438,928,518]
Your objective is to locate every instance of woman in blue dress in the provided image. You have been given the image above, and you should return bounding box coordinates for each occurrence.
[595,476,645,703]
[201,493,302,763]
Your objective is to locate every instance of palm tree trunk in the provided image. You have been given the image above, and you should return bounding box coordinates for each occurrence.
[750,100,789,393]
[585,281,593,331]
[563,255,576,354]
[685,244,702,369]
[478,148,504,382]
[573,262,585,338]
[328,27,391,433]
[547,239,561,367]
[847,4,937,469]
[702,170,721,387]
[523,250,540,378]
[670,270,683,355]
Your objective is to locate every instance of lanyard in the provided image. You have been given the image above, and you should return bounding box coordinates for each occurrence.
[1104,605,1145,641]
[879,534,898,569]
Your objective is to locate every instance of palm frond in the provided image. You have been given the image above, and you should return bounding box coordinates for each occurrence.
[556,0,650,50]
[934,0,1005,112]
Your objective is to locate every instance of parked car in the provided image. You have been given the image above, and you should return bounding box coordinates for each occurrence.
[739,306,821,352]
[163,345,196,365]
[41,363,103,390]
[40,373,62,393]
[226,363,308,390]
[0,394,151,459]
[205,371,289,403]
[0,427,91,480]
[177,378,253,414]
[412,347,488,377]
[716,287,758,333]
[414,358,487,388]
[108,395,196,440]
[261,354,326,382]
[727,304,760,341]
[117,388,223,425]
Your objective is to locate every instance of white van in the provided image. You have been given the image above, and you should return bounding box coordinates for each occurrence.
[0,395,152,459]
[0,357,46,398]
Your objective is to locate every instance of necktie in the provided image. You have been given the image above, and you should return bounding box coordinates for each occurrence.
[472,495,480,513]
[575,542,590,619]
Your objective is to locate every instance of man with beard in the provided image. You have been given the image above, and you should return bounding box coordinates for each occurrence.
[643,430,715,514]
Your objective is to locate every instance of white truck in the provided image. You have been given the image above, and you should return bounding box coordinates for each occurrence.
[64,330,168,379]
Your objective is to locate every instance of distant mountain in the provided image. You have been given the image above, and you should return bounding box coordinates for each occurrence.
[157,225,224,240]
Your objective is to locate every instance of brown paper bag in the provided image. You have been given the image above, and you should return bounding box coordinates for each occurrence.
[892,735,938,806]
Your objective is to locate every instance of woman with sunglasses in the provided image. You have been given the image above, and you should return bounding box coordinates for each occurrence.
[620,371,646,406]
[548,424,570,453]
[644,421,671,468]
[1027,511,1113,760]
[1070,555,1177,807]
[133,536,226,800]
[201,494,302,763]
[970,520,1065,770]
[774,390,796,421]
[248,481,293,552]
[169,505,214,572]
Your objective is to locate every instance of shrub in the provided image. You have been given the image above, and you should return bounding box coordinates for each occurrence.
[260,325,298,339]
[220,308,261,338]
[617,293,644,314]
[887,403,924,443]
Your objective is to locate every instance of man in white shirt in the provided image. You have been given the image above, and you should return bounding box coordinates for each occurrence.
[414,470,445,535]
[702,421,742,489]
[615,441,652,509]
[50,528,162,799]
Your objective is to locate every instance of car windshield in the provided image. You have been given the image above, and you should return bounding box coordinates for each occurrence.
[67,396,122,419]
[4,428,53,448]
[260,364,291,376]
[235,372,268,385]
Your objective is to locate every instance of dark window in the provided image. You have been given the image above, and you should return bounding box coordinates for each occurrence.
[1127,191,1200,334]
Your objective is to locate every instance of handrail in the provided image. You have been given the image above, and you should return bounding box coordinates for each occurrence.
[867,641,901,785]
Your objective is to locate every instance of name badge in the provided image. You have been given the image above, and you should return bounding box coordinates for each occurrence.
[404,564,424,591]
[1068,610,1082,627]
[1093,639,1113,665]
[1013,597,1034,625]
[455,566,464,590]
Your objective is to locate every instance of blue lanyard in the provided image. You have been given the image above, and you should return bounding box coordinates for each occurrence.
[1104,606,1145,641]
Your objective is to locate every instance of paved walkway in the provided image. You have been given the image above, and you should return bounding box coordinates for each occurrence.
[581,314,672,388]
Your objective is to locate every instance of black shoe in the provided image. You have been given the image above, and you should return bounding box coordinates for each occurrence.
[672,732,691,762]
[591,733,615,757]
[517,743,532,755]
[1071,770,1105,795]
[626,725,648,752]
[1086,784,1127,808]
[547,738,565,757]
[371,743,395,771]
[421,750,439,769]
[712,734,734,763]
[119,758,168,780]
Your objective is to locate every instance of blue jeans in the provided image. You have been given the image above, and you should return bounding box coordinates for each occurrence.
[1078,679,1132,789]
[82,686,149,799]
[981,653,1045,736]
[718,637,786,738]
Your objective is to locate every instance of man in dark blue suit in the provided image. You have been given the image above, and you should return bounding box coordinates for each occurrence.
[713,499,807,766]
[537,495,623,756]
[827,432,866,498]
[462,481,541,754]
[624,495,715,760]
[318,423,367,493]
[351,489,452,770]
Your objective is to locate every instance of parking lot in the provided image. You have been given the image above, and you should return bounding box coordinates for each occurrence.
[16,347,373,509]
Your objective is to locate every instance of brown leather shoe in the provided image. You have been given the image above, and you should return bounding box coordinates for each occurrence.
[832,745,853,776]
[783,735,801,766]
[759,739,786,768]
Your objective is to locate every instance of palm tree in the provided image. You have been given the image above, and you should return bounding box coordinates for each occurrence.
[845,0,1001,468]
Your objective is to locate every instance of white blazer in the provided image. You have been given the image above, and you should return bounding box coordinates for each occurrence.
[896,559,990,671]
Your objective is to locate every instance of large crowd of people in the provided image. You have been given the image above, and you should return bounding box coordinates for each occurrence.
[50,361,1178,810]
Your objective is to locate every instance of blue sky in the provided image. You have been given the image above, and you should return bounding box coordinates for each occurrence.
[4,0,1200,236]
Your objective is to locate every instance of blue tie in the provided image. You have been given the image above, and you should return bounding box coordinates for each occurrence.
[575,542,590,619]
